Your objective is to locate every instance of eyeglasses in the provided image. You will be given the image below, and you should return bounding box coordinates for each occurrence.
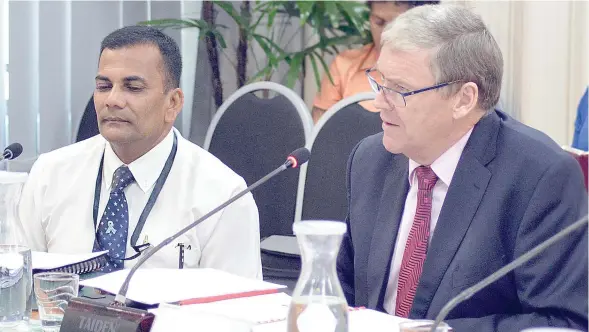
[366,68,461,108]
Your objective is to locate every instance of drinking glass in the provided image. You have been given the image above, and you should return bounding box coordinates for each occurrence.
[34,272,79,332]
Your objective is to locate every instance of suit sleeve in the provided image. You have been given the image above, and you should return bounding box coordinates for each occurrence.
[337,140,364,307]
[446,156,588,331]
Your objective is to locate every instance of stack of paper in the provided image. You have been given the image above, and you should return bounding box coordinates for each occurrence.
[79,268,286,305]
[162,293,291,324]
[251,308,411,332]
[149,293,292,332]
[349,309,410,332]
[149,292,411,332]
[151,303,253,332]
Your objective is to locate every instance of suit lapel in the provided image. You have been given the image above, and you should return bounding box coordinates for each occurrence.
[410,112,500,318]
[367,155,409,309]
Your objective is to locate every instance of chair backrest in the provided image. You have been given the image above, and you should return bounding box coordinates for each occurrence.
[294,92,380,222]
[563,146,588,191]
[204,82,313,238]
[76,96,99,142]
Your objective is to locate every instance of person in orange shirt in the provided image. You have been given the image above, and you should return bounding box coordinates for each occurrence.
[312,1,440,123]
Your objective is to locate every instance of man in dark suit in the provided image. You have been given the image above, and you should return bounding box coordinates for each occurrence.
[337,4,588,332]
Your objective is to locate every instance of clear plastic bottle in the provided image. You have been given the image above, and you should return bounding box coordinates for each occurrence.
[287,220,348,332]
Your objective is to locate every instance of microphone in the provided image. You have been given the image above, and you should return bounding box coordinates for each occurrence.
[60,147,311,332]
[429,215,588,332]
[0,143,23,161]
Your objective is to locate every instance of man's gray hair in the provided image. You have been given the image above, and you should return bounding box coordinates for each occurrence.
[381,4,503,111]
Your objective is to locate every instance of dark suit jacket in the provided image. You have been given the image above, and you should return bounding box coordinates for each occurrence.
[337,110,588,331]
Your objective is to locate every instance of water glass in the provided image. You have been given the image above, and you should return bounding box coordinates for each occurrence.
[34,272,79,332]
[399,320,452,332]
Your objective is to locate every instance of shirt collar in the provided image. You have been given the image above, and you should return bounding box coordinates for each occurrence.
[408,128,473,187]
[103,129,175,193]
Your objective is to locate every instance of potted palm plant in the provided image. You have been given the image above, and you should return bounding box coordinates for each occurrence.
[141,0,371,108]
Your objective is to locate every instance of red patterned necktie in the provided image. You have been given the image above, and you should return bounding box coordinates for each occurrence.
[395,166,438,317]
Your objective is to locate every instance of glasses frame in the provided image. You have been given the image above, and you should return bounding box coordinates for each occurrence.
[366,68,461,108]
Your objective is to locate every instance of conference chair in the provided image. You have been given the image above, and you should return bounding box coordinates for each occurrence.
[76,96,99,142]
[203,82,313,289]
[259,92,380,289]
[204,81,312,238]
[294,92,381,223]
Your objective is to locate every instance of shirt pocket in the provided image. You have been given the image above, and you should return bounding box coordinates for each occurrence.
[138,216,201,269]
[174,233,201,269]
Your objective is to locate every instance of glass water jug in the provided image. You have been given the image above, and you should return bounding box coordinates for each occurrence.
[287,220,348,332]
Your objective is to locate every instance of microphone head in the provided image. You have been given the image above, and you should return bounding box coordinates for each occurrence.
[3,143,23,160]
[286,147,311,169]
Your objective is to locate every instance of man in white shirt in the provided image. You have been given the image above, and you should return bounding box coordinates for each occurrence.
[337,4,587,332]
[18,26,262,279]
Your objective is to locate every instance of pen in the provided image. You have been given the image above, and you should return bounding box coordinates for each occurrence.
[176,243,185,269]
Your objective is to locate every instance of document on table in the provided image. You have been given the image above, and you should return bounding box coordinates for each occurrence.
[79,268,286,305]
[151,302,252,332]
[150,291,411,332]
[251,307,411,332]
[348,309,410,332]
[188,292,291,324]
[150,292,292,327]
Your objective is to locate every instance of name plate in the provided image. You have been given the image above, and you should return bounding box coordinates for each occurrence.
[60,297,155,332]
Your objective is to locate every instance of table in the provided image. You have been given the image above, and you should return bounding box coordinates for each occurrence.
[2,316,41,332]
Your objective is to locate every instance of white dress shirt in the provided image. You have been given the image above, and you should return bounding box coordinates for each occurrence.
[383,129,473,315]
[18,128,262,279]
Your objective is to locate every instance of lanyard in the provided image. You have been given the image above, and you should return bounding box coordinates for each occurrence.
[92,132,178,260]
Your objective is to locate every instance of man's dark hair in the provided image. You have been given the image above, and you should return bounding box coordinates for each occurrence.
[368,0,441,10]
[100,25,182,91]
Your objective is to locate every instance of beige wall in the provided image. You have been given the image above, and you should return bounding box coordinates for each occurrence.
[468,0,588,145]
[303,0,589,145]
